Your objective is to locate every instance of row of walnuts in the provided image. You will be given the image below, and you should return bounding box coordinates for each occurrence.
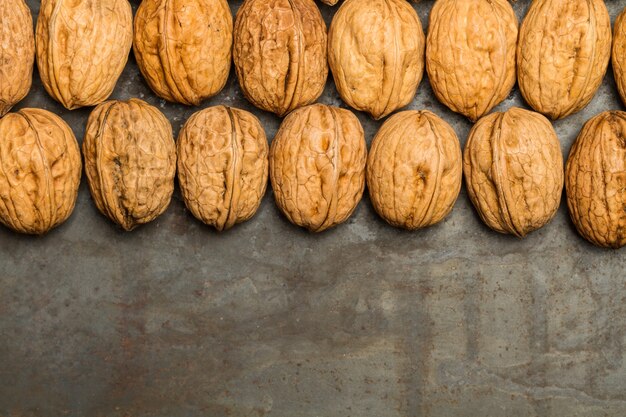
[0,0,625,249]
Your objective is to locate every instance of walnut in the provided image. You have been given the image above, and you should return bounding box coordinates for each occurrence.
[133,0,233,106]
[233,0,328,117]
[613,7,626,107]
[270,104,366,232]
[464,107,564,237]
[83,99,176,231]
[517,0,611,120]
[35,0,133,110]
[319,0,338,4]
[0,109,81,235]
[367,110,462,230]
[566,111,626,248]
[0,0,34,117]
[177,106,269,231]
[328,0,425,120]
[426,0,517,122]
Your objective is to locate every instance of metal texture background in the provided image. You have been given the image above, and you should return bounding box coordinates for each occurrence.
[2,1,626,416]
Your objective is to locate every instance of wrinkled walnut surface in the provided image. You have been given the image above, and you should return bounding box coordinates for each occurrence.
[517,0,611,120]
[328,0,425,120]
[83,99,176,231]
[36,0,133,110]
[178,106,268,231]
[0,109,81,235]
[566,111,626,248]
[134,0,233,106]
[367,110,462,230]
[0,0,34,117]
[427,0,517,122]
[464,107,564,237]
[233,0,328,117]
[613,8,626,107]
[270,104,366,232]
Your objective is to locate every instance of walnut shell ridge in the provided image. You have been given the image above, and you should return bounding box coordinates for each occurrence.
[613,8,626,107]
[328,0,425,120]
[0,109,81,235]
[270,104,367,232]
[566,111,626,249]
[36,0,133,110]
[367,110,462,230]
[177,106,269,231]
[233,0,328,117]
[426,0,518,122]
[0,0,35,117]
[83,99,176,231]
[464,107,564,237]
[134,0,233,106]
[517,0,611,120]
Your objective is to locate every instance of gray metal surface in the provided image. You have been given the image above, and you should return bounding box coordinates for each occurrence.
[1,0,626,416]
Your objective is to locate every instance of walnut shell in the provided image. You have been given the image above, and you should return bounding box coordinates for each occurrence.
[0,0,35,117]
[133,0,233,106]
[320,0,339,4]
[517,0,611,120]
[83,99,176,231]
[270,104,366,232]
[566,111,626,249]
[613,8,626,107]
[464,107,564,237]
[177,106,269,231]
[328,0,425,120]
[426,0,517,122]
[0,109,81,235]
[233,0,328,117]
[36,0,133,110]
[367,110,462,230]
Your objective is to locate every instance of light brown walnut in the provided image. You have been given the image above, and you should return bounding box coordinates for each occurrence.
[270,104,366,232]
[613,8,626,107]
[0,0,34,117]
[36,0,133,110]
[83,99,176,231]
[367,110,462,230]
[426,0,517,122]
[177,106,269,231]
[328,0,425,120]
[566,111,626,249]
[464,107,564,237]
[133,0,233,106]
[517,0,611,120]
[233,0,328,117]
[0,109,81,235]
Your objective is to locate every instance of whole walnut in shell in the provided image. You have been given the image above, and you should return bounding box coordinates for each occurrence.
[328,0,425,120]
[36,0,133,110]
[83,99,176,231]
[566,111,626,249]
[0,0,34,117]
[178,106,269,231]
[612,8,626,107]
[270,104,367,232]
[233,0,328,117]
[367,110,462,230]
[426,0,517,122]
[464,107,564,237]
[517,0,611,120]
[0,109,81,235]
[134,0,233,106]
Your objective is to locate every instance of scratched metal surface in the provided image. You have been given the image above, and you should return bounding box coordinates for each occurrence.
[1,1,626,416]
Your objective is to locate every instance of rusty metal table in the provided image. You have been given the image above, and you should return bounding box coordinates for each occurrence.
[1,1,626,416]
